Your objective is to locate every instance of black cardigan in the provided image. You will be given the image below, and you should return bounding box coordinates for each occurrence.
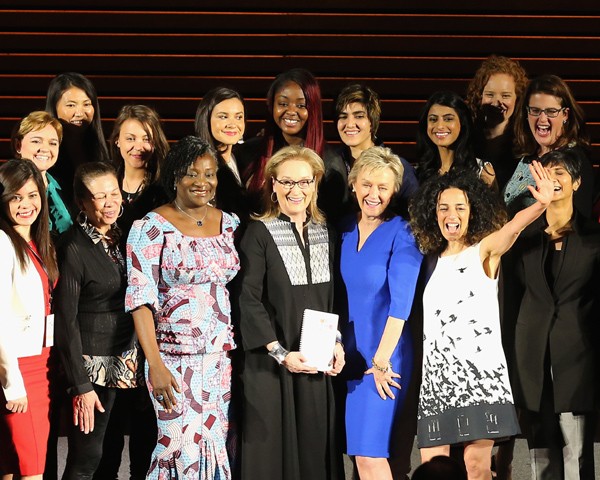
[54,224,135,396]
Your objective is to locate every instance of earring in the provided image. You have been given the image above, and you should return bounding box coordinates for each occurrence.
[118,204,124,218]
[563,119,567,125]
[271,191,278,203]
[76,210,88,225]
[237,136,244,145]
[173,181,177,191]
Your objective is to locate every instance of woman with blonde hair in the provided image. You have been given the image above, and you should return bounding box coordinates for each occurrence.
[239,145,345,479]
[340,146,422,480]
[12,111,72,235]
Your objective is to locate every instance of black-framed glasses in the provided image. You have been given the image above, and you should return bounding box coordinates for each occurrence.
[526,106,566,118]
[272,177,315,190]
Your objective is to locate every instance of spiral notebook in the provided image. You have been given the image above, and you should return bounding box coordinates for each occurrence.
[299,309,339,371]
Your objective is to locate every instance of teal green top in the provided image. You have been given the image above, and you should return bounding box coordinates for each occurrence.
[46,172,73,234]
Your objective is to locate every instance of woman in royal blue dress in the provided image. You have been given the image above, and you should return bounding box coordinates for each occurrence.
[339,146,423,479]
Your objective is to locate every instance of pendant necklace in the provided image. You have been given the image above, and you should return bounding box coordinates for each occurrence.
[173,200,208,227]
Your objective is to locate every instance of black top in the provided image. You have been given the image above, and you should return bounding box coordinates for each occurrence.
[118,181,168,253]
[215,153,251,226]
[54,224,135,396]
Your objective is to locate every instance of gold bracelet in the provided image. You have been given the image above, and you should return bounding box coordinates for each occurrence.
[371,357,392,373]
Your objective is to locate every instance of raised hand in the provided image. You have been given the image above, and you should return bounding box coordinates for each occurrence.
[528,160,554,207]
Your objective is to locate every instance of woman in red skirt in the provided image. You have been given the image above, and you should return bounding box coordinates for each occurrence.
[0,159,59,479]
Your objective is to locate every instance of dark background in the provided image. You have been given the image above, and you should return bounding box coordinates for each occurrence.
[1,2,599,165]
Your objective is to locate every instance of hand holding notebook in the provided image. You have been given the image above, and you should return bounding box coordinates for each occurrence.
[299,309,339,371]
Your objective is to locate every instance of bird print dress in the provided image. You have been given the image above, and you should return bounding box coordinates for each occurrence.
[417,243,519,447]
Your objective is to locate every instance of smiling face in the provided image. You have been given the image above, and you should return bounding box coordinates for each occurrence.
[17,124,60,174]
[546,162,580,203]
[7,178,42,233]
[176,155,218,209]
[427,104,461,149]
[210,98,245,147]
[272,81,308,144]
[527,93,568,155]
[55,86,95,127]
[272,158,315,222]
[480,73,517,125]
[116,119,154,171]
[337,102,373,153]
[437,188,470,244]
[80,174,122,233]
[352,166,396,220]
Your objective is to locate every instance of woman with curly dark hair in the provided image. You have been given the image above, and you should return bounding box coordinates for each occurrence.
[409,162,553,480]
[465,55,528,190]
[416,91,495,188]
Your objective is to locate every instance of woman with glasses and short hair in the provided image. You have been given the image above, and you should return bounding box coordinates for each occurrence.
[503,74,594,218]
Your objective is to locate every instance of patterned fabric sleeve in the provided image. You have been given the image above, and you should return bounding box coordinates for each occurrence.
[126,214,164,314]
[388,218,423,321]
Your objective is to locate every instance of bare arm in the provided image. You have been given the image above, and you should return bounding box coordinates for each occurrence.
[481,160,553,277]
[132,305,180,413]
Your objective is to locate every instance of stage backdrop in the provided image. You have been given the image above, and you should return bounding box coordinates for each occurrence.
[0,1,598,165]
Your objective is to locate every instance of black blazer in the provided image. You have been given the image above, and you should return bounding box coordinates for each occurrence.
[509,213,600,413]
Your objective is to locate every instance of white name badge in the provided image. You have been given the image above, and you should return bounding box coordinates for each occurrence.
[45,314,55,347]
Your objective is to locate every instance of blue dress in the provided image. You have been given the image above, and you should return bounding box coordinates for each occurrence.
[340,215,422,457]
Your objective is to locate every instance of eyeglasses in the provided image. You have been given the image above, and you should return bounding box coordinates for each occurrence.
[272,177,315,190]
[526,106,566,118]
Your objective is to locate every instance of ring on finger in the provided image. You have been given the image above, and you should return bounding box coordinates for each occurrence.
[155,393,164,402]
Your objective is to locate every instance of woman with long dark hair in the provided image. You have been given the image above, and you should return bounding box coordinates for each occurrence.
[45,72,110,202]
[0,159,59,479]
[238,68,346,219]
[417,91,495,188]
[194,87,248,220]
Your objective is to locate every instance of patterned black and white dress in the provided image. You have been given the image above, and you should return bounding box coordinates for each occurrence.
[417,243,519,447]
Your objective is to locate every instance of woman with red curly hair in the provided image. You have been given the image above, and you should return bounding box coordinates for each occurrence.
[465,55,528,189]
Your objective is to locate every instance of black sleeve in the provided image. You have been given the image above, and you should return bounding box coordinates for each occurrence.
[572,146,594,218]
[239,221,278,351]
[54,232,93,396]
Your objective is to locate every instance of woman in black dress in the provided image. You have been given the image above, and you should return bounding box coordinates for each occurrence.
[239,145,345,480]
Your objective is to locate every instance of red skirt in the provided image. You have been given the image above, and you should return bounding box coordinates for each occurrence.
[0,347,51,476]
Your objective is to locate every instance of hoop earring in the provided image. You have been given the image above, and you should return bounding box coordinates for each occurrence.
[118,204,124,218]
[76,210,88,225]
[271,191,278,203]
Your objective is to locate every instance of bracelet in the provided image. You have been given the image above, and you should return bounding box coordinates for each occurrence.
[268,342,289,365]
[336,330,344,349]
[371,357,392,373]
